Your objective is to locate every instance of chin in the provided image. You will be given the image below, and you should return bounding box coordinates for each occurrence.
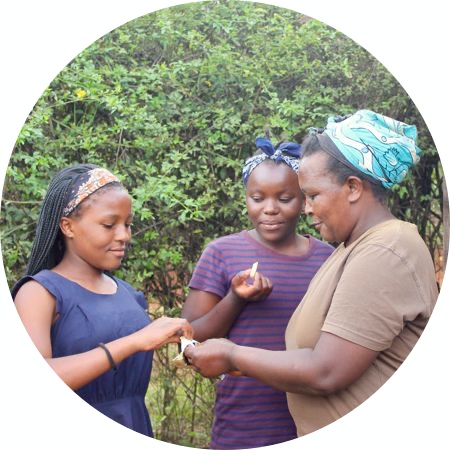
[320,232,341,245]
[99,260,123,272]
[260,232,282,241]
[317,230,332,243]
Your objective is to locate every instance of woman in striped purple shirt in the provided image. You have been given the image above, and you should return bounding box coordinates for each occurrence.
[182,136,334,449]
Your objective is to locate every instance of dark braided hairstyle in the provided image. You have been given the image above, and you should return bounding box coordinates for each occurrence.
[11,163,128,299]
[25,163,99,276]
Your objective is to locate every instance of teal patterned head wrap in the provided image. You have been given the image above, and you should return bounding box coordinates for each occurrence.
[320,110,421,188]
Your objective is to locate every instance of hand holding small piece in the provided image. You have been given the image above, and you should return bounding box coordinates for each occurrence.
[231,262,273,302]
[171,336,200,369]
[183,338,241,379]
[135,316,193,352]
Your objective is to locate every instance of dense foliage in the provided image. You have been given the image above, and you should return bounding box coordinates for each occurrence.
[1,1,445,447]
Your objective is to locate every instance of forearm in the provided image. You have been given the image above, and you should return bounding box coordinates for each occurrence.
[230,346,332,395]
[47,316,190,390]
[47,333,141,391]
[189,292,246,342]
[187,334,377,394]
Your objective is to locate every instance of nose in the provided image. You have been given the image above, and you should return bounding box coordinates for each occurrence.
[263,199,279,215]
[304,198,313,216]
[115,224,131,242]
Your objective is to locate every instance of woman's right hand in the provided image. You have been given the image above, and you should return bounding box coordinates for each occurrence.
[231,268,273,303]
[184,338,238,378]
[135,316,193,351]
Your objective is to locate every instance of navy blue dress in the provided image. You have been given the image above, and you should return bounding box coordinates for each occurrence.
[15,270,154,436]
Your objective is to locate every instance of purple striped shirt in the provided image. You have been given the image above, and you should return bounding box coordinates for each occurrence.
[188,231,334,449]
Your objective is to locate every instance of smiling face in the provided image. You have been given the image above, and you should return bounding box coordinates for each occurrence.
[245,160,304,249]
[61,186,133,272]
[298,152,352,244]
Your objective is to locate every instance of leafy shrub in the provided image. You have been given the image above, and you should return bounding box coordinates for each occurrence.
[1,1,444,447]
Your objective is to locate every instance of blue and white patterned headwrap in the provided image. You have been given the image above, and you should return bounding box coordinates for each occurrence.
[318,110,421,188]
[242,137,302,186]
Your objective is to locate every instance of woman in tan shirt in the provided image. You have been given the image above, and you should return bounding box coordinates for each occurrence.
[185,110,438,436]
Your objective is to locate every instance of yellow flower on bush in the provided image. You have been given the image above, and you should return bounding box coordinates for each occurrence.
[75,88,87,98]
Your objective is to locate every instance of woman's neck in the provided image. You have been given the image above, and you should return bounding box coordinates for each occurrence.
[345,202,395,246]
[52,257,116,294]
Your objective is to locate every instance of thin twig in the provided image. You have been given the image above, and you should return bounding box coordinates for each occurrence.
[115,128,124,167]
[2,199,41,205]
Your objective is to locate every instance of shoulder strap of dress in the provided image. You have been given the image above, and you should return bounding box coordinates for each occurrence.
[11,275,34,300]
[11,270,61,301]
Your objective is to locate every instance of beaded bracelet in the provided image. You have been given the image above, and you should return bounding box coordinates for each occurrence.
[98,343,117,372]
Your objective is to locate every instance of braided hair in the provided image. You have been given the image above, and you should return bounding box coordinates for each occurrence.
[25,163,99,276]
[11,164,127,298]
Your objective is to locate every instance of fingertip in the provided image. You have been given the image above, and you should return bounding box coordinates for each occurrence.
[240,268,252,277]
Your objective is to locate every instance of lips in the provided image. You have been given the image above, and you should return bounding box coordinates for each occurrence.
[260,221,283,230]
[109,248,126,257]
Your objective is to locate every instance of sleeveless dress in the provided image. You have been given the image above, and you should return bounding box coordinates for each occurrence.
[14,270,154,436]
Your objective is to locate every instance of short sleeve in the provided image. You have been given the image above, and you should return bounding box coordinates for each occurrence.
[188,241,229,298]
[322,243,428,351]
[13,272,64,315]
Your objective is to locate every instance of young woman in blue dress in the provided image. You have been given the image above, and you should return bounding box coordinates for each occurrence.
[12,164,192,437]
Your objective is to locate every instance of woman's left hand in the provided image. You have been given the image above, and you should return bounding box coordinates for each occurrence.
[230,269,273,303]
[184,338,237,378]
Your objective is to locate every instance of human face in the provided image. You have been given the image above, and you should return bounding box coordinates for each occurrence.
[246,161,304,249]
[298,152,351,244]
[64,187,133,271]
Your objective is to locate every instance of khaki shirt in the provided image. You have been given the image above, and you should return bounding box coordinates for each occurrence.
[285,219,438,436]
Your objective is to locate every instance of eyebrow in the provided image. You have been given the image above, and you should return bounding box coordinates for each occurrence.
[100,214,133,220]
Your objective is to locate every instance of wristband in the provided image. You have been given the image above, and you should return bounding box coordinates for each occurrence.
[98,343,117,372]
